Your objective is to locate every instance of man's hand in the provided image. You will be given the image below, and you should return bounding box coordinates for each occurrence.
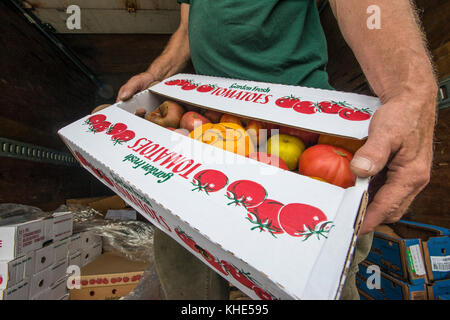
[351,93,436,234]
[116,72,156,102]
[329,0,438,234]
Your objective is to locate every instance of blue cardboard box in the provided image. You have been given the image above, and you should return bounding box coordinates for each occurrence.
[427,279,450,300]
[366,220,450,284]
[356,260,427,300]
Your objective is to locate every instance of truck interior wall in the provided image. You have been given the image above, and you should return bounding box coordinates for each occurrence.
[0,2,112,211]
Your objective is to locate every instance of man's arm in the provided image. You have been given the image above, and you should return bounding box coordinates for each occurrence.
[328,0,438,234]
[116,3,190,102]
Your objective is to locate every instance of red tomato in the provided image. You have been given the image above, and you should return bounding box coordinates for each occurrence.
[247,199,284,236]
[176,80,190,86]
[182,83,197,90]
[106,123,127,136]
[111,130,135,145]
[221,260,256,290]
[317,101,345,114]
[226,180,267,209]
[298,144,356,188]
[164,79,181,86]
[292,101,317,114]
[197,84,215,93]
[253,286,273,300]
[275,96,299,109]
[338,107,372,121]
[88,121,111,133]
[278,203,332,240]
[248,152,289,170]
[191,169,229,194]
[85,114,106,125]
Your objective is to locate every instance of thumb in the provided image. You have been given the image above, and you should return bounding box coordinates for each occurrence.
[350,132,391,178]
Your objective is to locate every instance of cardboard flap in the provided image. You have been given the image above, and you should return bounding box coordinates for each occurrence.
[150,73,382,139]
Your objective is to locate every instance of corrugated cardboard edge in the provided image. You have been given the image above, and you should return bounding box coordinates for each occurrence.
[334,190,369,300]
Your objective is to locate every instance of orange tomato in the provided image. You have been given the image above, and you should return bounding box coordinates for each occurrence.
[189,123,255,157]
[220,114,243,126]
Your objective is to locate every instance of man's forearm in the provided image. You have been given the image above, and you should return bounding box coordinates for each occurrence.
[329,0,437,103]
[146,3,190,81]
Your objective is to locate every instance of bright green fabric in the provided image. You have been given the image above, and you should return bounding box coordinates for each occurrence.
[178,0,332,90]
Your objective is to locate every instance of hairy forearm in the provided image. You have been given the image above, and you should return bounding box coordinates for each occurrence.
[146,4,190,80]
[329,0,438,104]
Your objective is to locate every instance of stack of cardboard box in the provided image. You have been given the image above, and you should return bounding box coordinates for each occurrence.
[356,220,450,300]
[0,209,103,300]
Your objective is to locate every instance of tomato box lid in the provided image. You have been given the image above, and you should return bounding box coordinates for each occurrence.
[58,81,370,300]
[150,74,382,139]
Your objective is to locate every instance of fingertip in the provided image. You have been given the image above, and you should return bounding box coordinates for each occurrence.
[350,156,375,177]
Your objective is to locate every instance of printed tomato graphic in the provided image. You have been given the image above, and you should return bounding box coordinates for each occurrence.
[197,84,215,93]
[175,228,197,251]
[292,101,317,114]
[278,203,333,241]
[226,180,267,209]
[317,101,345,114]
[176,79,190,86]
[182,83,198,90]
[111,130,135,145]
[253,286,273,300]
[338,107,372,121]
[221,260,256,290]
[164,79,181,86]
[194,245,228,276]
[246,199,284,237]
[88,121,111,133]
[275,96,300,109]
[191,169,229,194]
[106,123,127,136]
[84,114,106,126]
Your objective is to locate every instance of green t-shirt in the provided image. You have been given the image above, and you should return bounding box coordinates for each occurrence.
[178,0,332,90]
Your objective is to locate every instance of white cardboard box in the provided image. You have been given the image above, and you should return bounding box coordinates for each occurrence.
[0,219,45,260]
[29,266,52,299]
[50,276,69,300]
[68,233,82,255]
[0,256,27,289]
[0,278,30,300]
[34,243,55,274]
[79,231,102,250]
[24,251,35,278]
[53,238,69,262]
[50,258,69,286]
[43,218,53,243]
[80,242,102,267]
[52,212,73,242]
[68,251,82,268]
[58,73,381,300]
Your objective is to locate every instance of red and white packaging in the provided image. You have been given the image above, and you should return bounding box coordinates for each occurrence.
[58,74,381,300]
[0,219,44,260]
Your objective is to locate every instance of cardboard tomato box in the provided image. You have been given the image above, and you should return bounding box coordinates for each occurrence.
[58,74,381,300]
[0,256,27,289]
[69,252,148,300]
[356,261,427,300]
